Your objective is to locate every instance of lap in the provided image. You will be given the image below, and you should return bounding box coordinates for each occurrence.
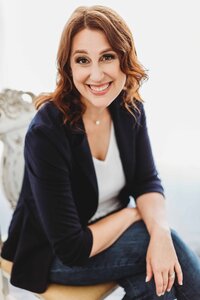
[49,220,199,288]
[49,221,150,285]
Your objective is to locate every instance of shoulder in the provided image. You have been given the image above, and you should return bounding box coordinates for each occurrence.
[25,101,70,152]
[112,96,145,128]
[28,101,64,132]
[114,94,144,114]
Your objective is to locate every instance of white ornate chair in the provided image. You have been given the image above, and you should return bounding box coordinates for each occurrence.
[0,89,117,300]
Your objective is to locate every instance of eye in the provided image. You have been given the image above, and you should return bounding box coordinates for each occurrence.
[101,53,116,61]
[75,57,89,64]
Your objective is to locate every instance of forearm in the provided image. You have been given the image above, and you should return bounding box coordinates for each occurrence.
[136,192,170,236]
[88,207,141,257]
[137,193,184,296]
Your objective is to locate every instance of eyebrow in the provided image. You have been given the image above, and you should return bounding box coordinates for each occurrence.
[72,47,114,56]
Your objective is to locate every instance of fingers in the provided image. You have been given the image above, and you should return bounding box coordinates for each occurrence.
[154,272,164,297]
[175,261,183,286]
[166,269,175,292]
[146,260,153,283]
[165,262,183,294]
[151,263,183,297]
[162,271,169,294]
[154,270,175,296]
[146,259,166,296]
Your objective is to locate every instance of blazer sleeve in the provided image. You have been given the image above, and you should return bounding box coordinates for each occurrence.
[24,125,93,266]
[132,104,165,200]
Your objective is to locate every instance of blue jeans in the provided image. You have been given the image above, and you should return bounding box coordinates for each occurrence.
[49,221,200,299]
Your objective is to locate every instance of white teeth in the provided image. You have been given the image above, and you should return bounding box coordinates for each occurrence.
[89,83,110,92]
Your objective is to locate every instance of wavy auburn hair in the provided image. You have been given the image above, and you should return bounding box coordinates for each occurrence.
[35,5,148,125]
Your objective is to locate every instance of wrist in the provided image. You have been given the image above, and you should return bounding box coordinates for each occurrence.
[150,223,171,237]
[124,207,141,223]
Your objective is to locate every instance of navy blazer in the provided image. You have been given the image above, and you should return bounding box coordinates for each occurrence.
[1,96,164,293]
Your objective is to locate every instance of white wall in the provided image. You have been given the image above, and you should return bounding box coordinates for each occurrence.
[1,0,200,165]
[0,0,200,248]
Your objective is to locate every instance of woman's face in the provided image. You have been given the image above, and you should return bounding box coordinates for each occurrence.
[70,29,126,110]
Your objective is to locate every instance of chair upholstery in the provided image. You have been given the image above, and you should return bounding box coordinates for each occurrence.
[0,89,117,299]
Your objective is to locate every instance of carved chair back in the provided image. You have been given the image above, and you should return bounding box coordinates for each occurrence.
[0,89,36,209]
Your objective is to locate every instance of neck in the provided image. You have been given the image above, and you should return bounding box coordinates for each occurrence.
[83,107,110,126]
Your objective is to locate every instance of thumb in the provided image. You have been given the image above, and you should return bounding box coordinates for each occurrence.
[146,260,153,283]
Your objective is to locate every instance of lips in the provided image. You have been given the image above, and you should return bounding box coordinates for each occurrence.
[87,82,112,94]
[89,83,110,92]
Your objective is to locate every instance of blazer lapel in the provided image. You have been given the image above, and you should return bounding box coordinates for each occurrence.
[66,120,99,199]
[109,97,136,185]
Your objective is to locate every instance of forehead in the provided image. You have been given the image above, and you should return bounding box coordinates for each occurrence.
[71,29,112,53]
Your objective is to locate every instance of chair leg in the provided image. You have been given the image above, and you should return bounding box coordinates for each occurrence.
[2,274,10,298]
[0,269,4,300]
[100,285,118,300]
[2,274,9,299]
[0,268,9,300]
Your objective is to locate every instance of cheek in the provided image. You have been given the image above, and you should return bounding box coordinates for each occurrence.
[107,64,126,81]
[72,67,88,84]
[115,69,126,87]
[121,73,127,86]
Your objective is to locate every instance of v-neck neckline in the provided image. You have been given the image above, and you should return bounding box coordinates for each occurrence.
[93,122,114,163]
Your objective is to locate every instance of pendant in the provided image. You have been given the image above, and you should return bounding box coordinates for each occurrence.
[95,120,100,125]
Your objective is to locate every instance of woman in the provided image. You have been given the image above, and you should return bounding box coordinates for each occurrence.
[2,5,200,299]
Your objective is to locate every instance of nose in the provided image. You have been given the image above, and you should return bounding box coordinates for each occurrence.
[89,63,104,82]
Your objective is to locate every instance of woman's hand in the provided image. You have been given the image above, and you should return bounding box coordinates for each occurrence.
[146,227,183,297]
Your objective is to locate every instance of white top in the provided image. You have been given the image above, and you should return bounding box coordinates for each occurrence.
[89,122,126,222]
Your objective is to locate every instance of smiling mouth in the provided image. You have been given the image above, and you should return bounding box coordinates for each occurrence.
[87,82,112,93]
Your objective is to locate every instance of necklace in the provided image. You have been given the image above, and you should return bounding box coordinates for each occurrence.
[95,120,100,125]
[83,110,109,126]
